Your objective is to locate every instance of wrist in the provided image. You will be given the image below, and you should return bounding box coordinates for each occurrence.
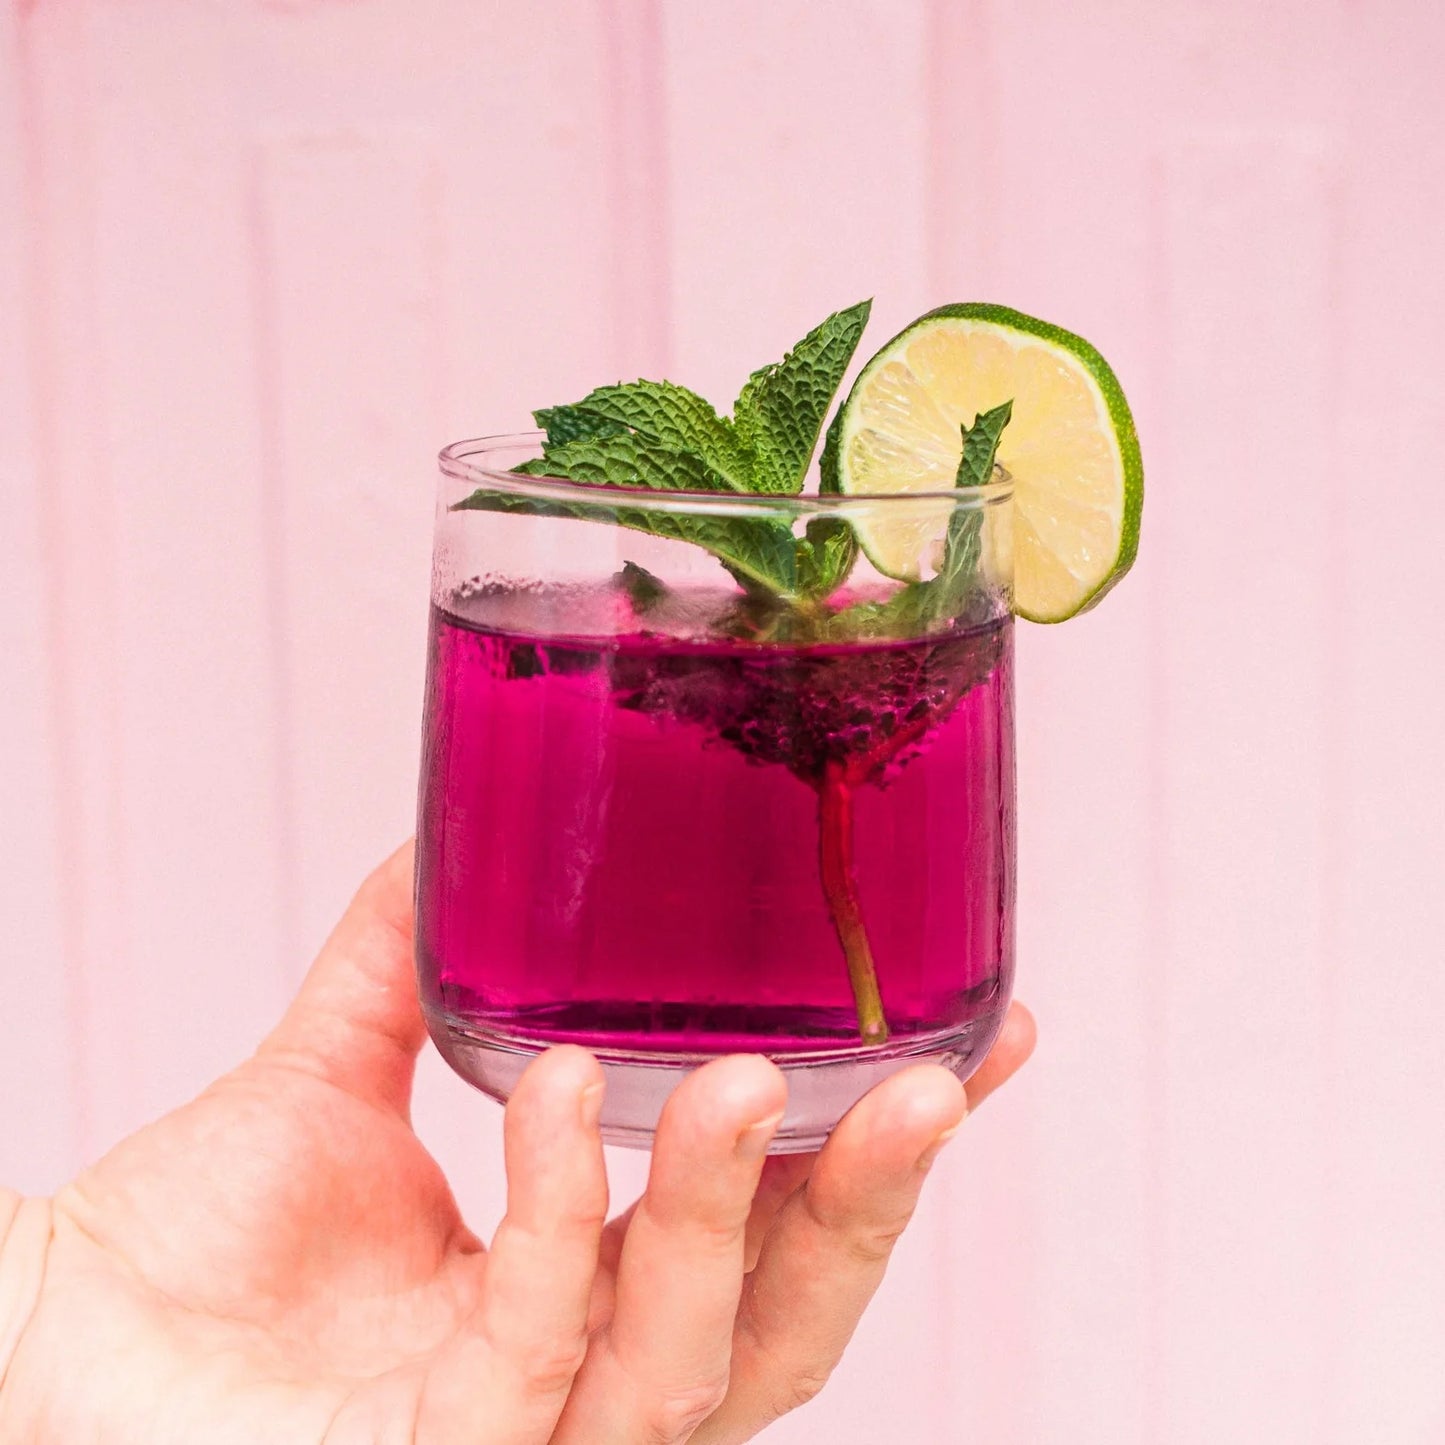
[0,1189,52,1405]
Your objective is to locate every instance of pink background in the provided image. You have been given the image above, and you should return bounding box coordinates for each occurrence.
[3,2,1444,1439]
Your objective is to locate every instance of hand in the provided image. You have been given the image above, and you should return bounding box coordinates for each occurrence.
[0,843,1034,1444]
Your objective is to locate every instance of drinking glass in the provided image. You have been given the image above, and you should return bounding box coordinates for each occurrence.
[416,434,1015,1151]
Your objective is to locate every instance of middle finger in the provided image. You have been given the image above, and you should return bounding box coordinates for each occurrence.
[597,1151,815,1293]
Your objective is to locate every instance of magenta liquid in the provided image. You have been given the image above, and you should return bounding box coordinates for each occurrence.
[417,590,1014,1056]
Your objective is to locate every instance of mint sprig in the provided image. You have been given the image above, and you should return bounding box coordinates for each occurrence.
[454,301,872,601]
[453,304,1008,633]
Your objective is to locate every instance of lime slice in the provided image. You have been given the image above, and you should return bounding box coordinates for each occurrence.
[821,303,1143,622]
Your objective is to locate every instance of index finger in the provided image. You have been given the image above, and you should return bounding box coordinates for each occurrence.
[257,838,426,1117]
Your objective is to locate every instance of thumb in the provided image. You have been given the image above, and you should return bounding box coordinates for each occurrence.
[258,839,428,1118]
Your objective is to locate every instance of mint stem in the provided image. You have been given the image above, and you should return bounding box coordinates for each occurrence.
[818,761,889,1043]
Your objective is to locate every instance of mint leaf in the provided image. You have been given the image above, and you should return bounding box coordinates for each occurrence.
[796,516,858,600]
[533,405,626,446]
[558,382,753,493]
[454,484,798,596]
[923,399,1011,617]
[508,433,799,595]
[954,399,1012,490]
[734,300,872,494]
[517,432,730,493]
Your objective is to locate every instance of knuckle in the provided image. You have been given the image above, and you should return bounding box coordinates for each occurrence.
[639,1195,748,1254]
[734,1320,837,1422]
[355,864,402,924]
[841,1217,909,1267]
[774,1361,835,1414]
[517,1334,590,1398]
[557,1190,611,1237]
[642,1376,730,1443]
[692,1211,751,1253]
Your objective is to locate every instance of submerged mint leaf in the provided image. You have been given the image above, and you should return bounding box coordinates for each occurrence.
[734,300,872,494]
[615,560,667,613]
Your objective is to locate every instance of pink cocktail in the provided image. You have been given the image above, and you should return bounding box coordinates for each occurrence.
[416,435,1016,1149]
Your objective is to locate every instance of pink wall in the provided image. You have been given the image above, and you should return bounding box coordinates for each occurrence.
[4,2,1444,1439]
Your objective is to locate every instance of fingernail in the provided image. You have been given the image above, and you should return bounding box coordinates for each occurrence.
[916,1118,965,1172]
[580,1081,605,1131]
[735,1110,785,1160]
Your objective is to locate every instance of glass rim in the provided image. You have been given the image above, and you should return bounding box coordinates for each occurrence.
[439,432,1014,517]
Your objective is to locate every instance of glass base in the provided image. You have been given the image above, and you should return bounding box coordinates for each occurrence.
[428,1008,1007,1153]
